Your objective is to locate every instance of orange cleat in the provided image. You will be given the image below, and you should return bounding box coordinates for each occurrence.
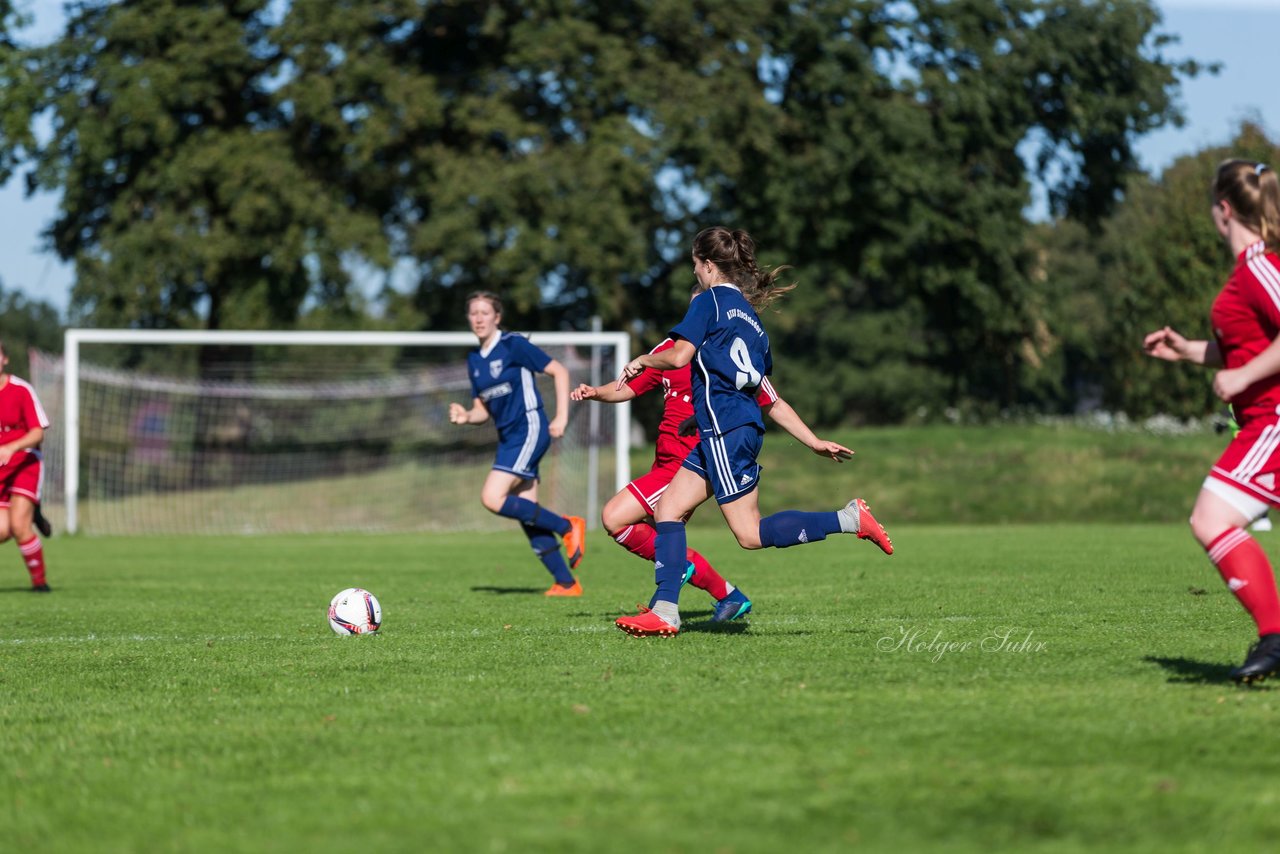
[615,605,679,637]
[563,515,587,569]
[852,498,893,555]
[545,579,582,597]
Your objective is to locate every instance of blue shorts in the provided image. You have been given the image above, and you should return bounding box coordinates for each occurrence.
[493,414,551,481]
[681,424,762,505]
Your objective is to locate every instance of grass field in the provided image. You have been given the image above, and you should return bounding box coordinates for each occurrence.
[4,523,1280,852]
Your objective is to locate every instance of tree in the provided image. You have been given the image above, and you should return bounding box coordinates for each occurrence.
[1041,122,1280,418]
[0,0,1201,424]
[0,280,63,378]
[2,0,384,332]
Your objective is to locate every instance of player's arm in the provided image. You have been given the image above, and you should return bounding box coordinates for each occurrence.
[448,398,490,426]
[0,426,44,467]
[762,399,852,463]
[1142,326,1222,367]
[543,358,570,438]
[1214,332,1280,402]
[617,339,695,388]
[571,382,638,403]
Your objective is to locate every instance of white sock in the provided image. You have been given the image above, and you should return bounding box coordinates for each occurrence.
[651,600,681,629]
[837,500,861,534]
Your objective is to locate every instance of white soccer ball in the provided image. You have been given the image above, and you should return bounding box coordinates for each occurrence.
[328,588,382,635]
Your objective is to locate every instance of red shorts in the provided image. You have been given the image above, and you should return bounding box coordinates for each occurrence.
[625,433,694,514]
[1209,416,1280,507]
[0,450,43,507]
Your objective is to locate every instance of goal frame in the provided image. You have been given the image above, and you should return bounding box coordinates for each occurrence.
[62,328,632,534]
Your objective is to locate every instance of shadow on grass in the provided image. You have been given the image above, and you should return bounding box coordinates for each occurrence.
[0,586,47,594]
[470,586,543,595]
[1143,655,1241,685]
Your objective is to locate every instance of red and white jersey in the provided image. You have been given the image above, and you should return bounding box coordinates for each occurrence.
[625,338,779,450]
[1211,240,1280,424]
[0,375,50,448]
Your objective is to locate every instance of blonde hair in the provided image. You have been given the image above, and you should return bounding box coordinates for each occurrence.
[1214,159,1280,251]
[692,227,796,310]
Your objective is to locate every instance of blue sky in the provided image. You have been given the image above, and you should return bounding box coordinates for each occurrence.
[2,0,1278,315]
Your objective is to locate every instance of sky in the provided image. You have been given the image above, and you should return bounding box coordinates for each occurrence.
[2,0,1278,316]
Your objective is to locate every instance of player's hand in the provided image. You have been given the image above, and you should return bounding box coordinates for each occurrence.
[1143,326,1189,362]
[570,383,597,402]
[448,402,469,425]
[548,416,567,438]
[615,358,645,390]
[0,446,12,466]
[1213,367,1252,403]
[811,440,854,462]
[677,416,698,437]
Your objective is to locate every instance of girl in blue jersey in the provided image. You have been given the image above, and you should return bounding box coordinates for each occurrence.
[613,228,893,636]
[448,291,587,595]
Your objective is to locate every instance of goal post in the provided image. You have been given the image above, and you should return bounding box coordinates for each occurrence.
[56,328,632,535]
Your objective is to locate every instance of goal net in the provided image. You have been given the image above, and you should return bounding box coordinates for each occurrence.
[31,330,631,536]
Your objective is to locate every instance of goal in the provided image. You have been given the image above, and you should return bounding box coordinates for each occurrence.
[32,329,631,536]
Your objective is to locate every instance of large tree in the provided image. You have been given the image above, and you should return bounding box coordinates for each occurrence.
[1,0,1199,420]
[1040,122,1280,419]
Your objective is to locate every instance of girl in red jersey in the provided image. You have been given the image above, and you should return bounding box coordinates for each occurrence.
[0,340,52,591]
[1144,159,1280,682]
[572,337,853,623]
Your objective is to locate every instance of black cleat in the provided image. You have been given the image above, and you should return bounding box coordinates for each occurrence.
[30,583,52,593]
[33,504,52,538]
[1231,633,1280,684]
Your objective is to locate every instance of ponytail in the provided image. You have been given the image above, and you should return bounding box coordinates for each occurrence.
[692,226,796,311]
[1214,160,1280,252]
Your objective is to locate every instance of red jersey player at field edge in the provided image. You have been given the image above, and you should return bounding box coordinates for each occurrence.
[0,340,52,592]
[572,338,853,622]
[1143,159,1280,683]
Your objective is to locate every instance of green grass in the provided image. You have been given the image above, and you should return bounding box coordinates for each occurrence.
[4,524,1279,852]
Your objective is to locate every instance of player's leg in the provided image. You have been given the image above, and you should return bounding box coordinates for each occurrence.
[1192,479,1280,682]
[616,466,712,637]
[7,496,49,591]
[507,476,580,595]
[484,429,586,568]
[601,474,708,581]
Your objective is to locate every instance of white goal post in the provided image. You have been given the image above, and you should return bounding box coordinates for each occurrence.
[60,328,632,535]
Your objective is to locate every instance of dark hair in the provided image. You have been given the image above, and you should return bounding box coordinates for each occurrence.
[465,290,504,317]
[692,227,795,310]
[1214,160,1280,251]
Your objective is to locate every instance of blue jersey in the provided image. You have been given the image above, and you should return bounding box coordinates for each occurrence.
[467,333,553,438]
[670,284,772,437]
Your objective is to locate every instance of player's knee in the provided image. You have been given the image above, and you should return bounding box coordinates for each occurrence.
[1188,507,1227,548]
[600,503,632,534]
[480,493,505,514]
[732,530,763,550]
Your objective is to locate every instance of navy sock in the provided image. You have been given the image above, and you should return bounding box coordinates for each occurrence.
[499,496,571,535]
[649,521,688,606]
[522,523,575,585]
[759,510,842,548]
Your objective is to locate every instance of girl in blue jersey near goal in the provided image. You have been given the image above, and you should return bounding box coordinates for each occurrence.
[613,227,893,636]
[448,291,587,596]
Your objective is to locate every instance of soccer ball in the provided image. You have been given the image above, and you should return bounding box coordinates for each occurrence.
[328,588,382,635]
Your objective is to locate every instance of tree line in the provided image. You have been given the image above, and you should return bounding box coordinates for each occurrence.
[0,0,1243,421]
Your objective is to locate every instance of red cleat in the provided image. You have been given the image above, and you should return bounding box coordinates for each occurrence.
[852,498,893,555]
[563,515,587,569]
[615,605,679,638]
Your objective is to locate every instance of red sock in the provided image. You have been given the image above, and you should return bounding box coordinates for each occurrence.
[611,524,656,560]
[611,523,734,601]
[18,536,46,587]
[1207,528,1280,635]
[686,549,731,600]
